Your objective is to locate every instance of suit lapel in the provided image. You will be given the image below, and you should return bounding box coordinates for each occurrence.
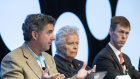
[106,45,124,74]
[123,54,133,77]
[22,44,42,78]
[43,52,57,75]
[123,54,128,69]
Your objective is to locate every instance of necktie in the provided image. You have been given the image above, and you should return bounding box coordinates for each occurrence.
[119,53,125,73]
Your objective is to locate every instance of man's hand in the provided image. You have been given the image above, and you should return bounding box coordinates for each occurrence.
[41,66,65,79]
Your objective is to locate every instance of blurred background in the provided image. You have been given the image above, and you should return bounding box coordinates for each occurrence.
[0,0,140,72]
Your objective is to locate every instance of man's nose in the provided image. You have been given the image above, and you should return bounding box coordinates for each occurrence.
[122,33,127,39]
[51,34,55,40]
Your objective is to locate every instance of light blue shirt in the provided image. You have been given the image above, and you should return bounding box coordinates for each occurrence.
[27,46,45,72]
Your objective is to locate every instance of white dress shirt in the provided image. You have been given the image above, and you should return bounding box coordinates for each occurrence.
[109,43,126,72]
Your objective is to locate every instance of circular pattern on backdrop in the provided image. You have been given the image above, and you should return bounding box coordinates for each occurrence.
[0,0,40,51]
[86,0,111,40]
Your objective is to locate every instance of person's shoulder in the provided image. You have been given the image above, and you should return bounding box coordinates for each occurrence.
[1,46,23,62]
[53,54,63,62]
[96,48,109,58]
[96,45,112,57]
[122,53,128,57]
[43,52,57,66]
[73,59,91,69]
[43,52,54,59]
[11,46,23,54]
[93,45,112,65]
[43,52,52,56]
[122,53,131,61]
[6,46,23,56]
[73,59,83,64]
[73,59,86,66]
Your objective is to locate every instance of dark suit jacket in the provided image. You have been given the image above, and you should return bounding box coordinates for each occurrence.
[1,43,58,79]
[54,54,91,78]
[93,44,140,79]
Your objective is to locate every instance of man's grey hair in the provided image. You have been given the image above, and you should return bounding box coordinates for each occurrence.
[55,25,79,53]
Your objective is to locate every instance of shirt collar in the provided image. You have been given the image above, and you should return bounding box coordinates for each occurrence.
[27,45,45,60]
[109,42,121,56]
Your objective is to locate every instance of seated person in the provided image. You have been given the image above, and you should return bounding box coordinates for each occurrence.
[1,14,92,79]
[93,16,140,79]
[54,26,96,78]
[0,13,64,79]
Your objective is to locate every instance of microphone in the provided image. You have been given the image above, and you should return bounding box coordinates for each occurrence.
[122,62,128,70]
[122,62,125,66]
[42,67,46,71]
[42,61,50,75]
[42,60,47,71]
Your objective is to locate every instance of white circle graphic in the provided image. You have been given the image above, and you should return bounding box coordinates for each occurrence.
[86,0,111,40]
[0,0,40,51]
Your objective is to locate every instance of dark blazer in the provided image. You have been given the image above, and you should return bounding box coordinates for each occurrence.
[93,44,140,79]
[54,54,91,78]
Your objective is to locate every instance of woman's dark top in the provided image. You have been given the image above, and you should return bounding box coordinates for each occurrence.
[54,54,91,78]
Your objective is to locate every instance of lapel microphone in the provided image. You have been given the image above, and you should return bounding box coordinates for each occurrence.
[42,67,46,70]
[42,60,46,70]
[122,62,125,66]
[42,60,50,75]
[122,62,128,70]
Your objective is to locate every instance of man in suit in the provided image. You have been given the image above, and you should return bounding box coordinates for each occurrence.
[1,14,94,79]
[1,14,65,79]
[93,16,140,79]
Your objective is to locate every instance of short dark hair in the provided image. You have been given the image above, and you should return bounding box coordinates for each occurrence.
[22,14,55,42]
[110,16,130,31]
